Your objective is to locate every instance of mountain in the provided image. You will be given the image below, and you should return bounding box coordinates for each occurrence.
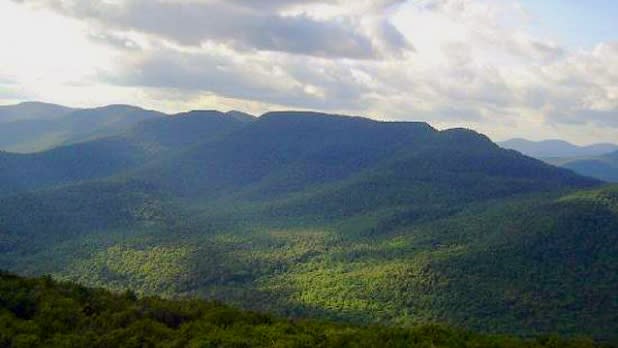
[546,151,618,183]
[0,103,166,153]
[0,110,249,197]
[0,272,605,348]
[144,112,595,202]
[0,110,614,339]
[0,101,74,123]
[499,138,618,158]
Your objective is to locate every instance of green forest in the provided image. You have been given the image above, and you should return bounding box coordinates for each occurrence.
[0,272,614,348]
[2,183,616,339]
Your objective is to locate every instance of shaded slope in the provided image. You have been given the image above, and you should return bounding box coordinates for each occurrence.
[145,112,437,197]
[128,110,250,153]
[146,112,596,206]
[409,185,618,338]
[0,111,247,197]
[0,139,144,197]
[0,180,171,257]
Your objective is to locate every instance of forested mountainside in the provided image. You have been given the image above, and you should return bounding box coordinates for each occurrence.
[0,272,613,348]
[0,108,614,339]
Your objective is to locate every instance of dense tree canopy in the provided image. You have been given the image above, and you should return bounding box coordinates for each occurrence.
[0,272,613,348]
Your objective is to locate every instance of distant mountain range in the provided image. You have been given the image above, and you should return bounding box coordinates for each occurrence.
[0,110,250,197]
[0,102,616,339]
[0,102,165,152]
[0,101,255,153]
[0,101,74,123]
[499,138,618,158]
[545,151,618,183]
[499,138,618,182]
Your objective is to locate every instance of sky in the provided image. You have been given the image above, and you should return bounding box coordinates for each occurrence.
[0,0,616,144]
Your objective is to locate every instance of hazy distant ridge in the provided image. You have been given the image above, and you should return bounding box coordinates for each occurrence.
[499,138,618,158]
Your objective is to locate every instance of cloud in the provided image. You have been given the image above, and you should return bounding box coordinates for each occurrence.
[20,0,410,59]
[0,73,16,85]
[548,109,618,128]
[536,42,618,128]
[102,46,375,111]
[0,73,30,103]
[104,48,310,106]
[88,31,142,51]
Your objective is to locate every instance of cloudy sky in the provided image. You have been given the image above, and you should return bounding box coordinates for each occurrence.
[1,0,617,144]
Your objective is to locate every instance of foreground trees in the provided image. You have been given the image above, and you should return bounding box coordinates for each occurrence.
[0,272,613,348]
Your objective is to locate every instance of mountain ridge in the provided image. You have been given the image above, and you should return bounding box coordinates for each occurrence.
[0,101,75,124]
[0,103,167,153]
[499,138,618,158]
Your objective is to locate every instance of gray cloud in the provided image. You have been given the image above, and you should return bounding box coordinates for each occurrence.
[88,32,142,51]
[547,109,618,128]
[224,0,324,10]
[428,106,485,121]
[102,48,373,110]
[20,0,410,59]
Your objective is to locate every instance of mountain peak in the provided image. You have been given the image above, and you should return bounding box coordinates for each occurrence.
[14,101,69,108]
[0,101,75,125]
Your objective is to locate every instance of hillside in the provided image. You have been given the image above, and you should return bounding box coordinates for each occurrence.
[499,139,618,158]
[144,112,596,202]
[1,272,609,348]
